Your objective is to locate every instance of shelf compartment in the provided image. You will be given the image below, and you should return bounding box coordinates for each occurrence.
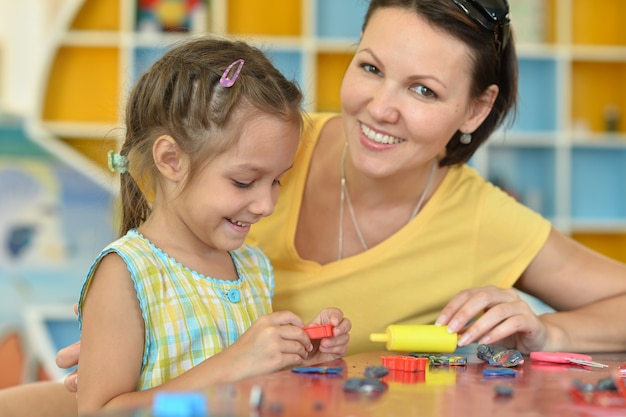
[315,0,367,39]
[316,52,352,112]
[487,145,556,218]
[571,147,626,220]
[43,47,119,123]
[572,232,626,263]
[227,0,301,36]
[71,0,120,31]
[572,61,626,134]
[510,57,558,132]
[572,0,626,46]
[133,45,168,84]
[61,137,118,171]
[136,0,209,33]
[265,49,304,93]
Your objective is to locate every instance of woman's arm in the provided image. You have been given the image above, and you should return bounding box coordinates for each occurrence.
[436,227,626,353]
[517,227,626,352]
[0,381,77,417]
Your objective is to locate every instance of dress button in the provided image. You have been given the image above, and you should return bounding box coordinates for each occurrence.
[227,289,241,303]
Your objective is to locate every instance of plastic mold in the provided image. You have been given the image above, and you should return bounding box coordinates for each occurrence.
[381,355,428,372]
[303,324,334,339]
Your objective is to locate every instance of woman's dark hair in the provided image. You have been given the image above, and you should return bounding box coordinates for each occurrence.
[363,0,517,166]
[117,36,304,236]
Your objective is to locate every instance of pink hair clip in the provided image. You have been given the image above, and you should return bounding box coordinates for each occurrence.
[219,59,245,88]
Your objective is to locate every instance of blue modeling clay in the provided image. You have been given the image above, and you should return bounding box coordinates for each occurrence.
[153,392,207,417]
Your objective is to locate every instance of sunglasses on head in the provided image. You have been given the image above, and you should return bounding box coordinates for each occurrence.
[452,0,511,56]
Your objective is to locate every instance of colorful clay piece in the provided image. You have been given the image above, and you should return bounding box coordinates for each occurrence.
[290,366,344,374]
[381,355,428,372]
[483,367,517,377]
[409,353,467,366]
[153,392,207,417]
[570,376,626,407]
[343,362,392,393]
[477,344,524,367]
[343,377,387,393]
[303,324,334,339]
[364,365,390,379]
[494,384,515,396]
[431,355,467,366]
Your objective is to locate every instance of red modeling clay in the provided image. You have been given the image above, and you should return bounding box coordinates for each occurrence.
[381,355,427,372]
[303,324,334,339]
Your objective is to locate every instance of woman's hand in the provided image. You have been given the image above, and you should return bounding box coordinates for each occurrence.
[435,286,547,353]
[303,307,351,365]
[56,303,80,393]
[56,341,80,393]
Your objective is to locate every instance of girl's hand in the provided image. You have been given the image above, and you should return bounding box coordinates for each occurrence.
[222,311,312,379]
[435,286,547,353]
[303,307,351,365]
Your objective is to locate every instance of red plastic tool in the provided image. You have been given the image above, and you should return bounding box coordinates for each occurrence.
[530,352,608,368]
[381,355,428,372]
[303,324,334,339]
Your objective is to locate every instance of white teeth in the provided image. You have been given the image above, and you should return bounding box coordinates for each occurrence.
[228,218,249,227]
[361,123,404,144]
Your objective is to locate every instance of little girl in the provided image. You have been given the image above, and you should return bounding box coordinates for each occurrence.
[77,36,351,414]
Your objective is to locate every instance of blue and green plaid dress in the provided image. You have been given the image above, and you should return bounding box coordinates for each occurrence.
[78,228,273,390]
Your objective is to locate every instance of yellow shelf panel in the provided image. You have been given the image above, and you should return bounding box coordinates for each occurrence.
[572,233,626,263]
[43,47,119,123]
[544,0,557,44]
[71,0,120,31]
[572,0,626,45]
[316,53,353,112]
[61,137,119,171]
[227,0,300,36]
[572,62,626,133]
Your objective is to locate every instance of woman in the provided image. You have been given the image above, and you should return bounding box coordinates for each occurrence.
[3,0,626,415]
[246,0,626,356]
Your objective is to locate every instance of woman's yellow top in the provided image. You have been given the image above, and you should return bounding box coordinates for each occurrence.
[246,113,551,353]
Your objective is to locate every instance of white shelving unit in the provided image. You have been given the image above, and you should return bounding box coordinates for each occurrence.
[25,0,626,258]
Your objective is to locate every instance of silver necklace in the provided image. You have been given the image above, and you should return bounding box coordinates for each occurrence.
[338,143,437,260]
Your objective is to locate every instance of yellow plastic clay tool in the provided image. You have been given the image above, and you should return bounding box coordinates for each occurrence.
[369,324,458,353]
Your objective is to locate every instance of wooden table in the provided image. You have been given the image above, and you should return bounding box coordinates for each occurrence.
[106,349,626,417]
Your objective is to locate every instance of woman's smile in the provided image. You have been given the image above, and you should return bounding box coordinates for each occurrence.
[360,123,405,145]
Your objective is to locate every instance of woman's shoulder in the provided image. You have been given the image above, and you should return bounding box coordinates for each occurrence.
[442,164,492,197]
[445,164,549,227]
[442,164,542,215]
[302,113,340,142]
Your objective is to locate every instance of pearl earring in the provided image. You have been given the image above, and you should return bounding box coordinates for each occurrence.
[460,132,472,144]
